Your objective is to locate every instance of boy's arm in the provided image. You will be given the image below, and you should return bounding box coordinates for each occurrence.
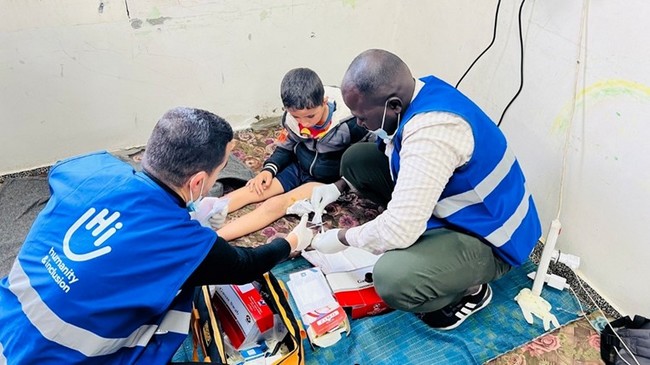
[262,141,294,177]
[262,117,298,177]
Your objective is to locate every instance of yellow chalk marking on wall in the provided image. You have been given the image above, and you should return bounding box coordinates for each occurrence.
[553,79,650,132]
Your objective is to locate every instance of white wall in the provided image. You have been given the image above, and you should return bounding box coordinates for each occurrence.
[1,0,648,315]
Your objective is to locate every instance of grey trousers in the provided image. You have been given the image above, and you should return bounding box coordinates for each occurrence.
[341,142,511,313]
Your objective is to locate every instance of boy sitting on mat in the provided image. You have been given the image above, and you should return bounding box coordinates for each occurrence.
[214,67,370,241]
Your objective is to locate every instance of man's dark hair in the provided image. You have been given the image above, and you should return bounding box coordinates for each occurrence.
[342,49,409,97]
[280,68,325,109]
[141,107,233,188]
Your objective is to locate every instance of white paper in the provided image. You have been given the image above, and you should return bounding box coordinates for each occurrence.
[301,247,381,275]
[325,266,374,292]
[286,268,337,315]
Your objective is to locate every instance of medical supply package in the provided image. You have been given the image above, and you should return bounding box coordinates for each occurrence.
[212,283,276,351]
[301,248,390,319]
[325,266,392,319]
[287,267,350,348]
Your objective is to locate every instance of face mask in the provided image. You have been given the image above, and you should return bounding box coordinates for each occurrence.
[187,178,206,217]
[369,99,400,143]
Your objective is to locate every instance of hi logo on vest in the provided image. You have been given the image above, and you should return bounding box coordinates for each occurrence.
[63,207,123,262]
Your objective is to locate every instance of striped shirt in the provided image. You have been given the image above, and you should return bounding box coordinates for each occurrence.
[346,82,476,254]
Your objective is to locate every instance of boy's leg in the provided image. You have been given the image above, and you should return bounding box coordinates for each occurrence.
[217,181,322,241]
[372,228,511,313]
[224,179,285,213]
[217,178,285,240]
[340,142,394,207]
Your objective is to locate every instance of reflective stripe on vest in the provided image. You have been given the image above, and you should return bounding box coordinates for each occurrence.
[433,149,516,218]
[0,341,7,365]
[7,260,190,357]
[484,190,532,247]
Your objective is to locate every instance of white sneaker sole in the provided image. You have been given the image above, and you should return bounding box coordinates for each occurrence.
[439,286,493,330]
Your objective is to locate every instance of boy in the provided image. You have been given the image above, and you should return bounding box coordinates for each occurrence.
[216,68,369,241]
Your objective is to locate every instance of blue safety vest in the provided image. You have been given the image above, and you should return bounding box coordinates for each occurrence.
[0,152,216,364]
[390,76,541,266]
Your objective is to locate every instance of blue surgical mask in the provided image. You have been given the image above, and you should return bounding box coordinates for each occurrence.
[187,178,206,215]
[369,99,399,143]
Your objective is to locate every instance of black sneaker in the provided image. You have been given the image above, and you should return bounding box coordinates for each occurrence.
[417,283,492,330]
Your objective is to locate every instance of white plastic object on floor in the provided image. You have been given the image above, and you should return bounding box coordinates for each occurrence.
[552,250,581,270]
[515,288,561,331]
[532,219,562,296]
[517,218,562,330]
[527,272,568,291]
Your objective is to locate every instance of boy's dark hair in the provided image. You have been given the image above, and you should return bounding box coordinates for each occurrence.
[141,107,233,188]
[280,68,325,109]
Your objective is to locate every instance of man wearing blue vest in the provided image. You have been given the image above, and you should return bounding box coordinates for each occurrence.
[0,107,313,364]
[309,49,542,330]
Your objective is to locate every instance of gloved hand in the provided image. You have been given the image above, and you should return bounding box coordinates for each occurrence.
[192,197,229,228]
[288,215,314,252]
[311,229,347,254]
[208,204,229,230]
[310,184,341,222]
[515,288,560,331]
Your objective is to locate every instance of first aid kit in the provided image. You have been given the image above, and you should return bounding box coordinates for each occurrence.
[188,272,304,364]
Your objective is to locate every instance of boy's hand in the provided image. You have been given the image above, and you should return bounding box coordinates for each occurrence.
[247,170,273,196]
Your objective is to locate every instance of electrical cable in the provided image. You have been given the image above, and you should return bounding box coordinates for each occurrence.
[497,0,527,127]
[567,267,641,365]
[455,0,502,89]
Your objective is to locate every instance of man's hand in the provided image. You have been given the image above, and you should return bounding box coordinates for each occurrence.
[310,184,341,220]
[247,170,273,196]
[312,229,347,254]
[208,204,229,230]
[287,215,314,252]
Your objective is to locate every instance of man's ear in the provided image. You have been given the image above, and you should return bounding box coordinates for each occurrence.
[387,97,403,114]
[188,171,208,193]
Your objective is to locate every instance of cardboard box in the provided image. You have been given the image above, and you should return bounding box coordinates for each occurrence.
[213,283,274,351]
[325,267,392,319]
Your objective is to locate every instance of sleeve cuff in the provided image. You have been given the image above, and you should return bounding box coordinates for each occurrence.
[262,163,278,177]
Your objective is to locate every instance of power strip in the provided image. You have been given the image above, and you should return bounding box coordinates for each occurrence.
[527,272,569,291]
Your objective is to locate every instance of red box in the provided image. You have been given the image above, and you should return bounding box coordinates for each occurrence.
[325,268,392,319]
[212,283,274,350]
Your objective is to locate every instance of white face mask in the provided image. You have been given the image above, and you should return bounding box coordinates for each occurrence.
[369,99,400,143]
[187,178,206,216]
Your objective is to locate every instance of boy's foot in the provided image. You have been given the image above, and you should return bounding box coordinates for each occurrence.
[416,283,492,330]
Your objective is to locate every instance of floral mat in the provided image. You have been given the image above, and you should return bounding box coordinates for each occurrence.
[221,127,605,364]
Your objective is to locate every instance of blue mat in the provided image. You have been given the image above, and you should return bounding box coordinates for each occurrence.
[174,258,581,364]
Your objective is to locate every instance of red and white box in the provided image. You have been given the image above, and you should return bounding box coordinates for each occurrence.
[212,283,274,351]
[287,268,350,347]
[325,266,392,319]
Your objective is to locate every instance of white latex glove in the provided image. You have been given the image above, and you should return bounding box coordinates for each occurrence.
[310,184,341,223]
[515,288,560,331]
[288,215,314,252]
[208,204,229,230]
[311,229,347,254]
[192,197,229,228]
